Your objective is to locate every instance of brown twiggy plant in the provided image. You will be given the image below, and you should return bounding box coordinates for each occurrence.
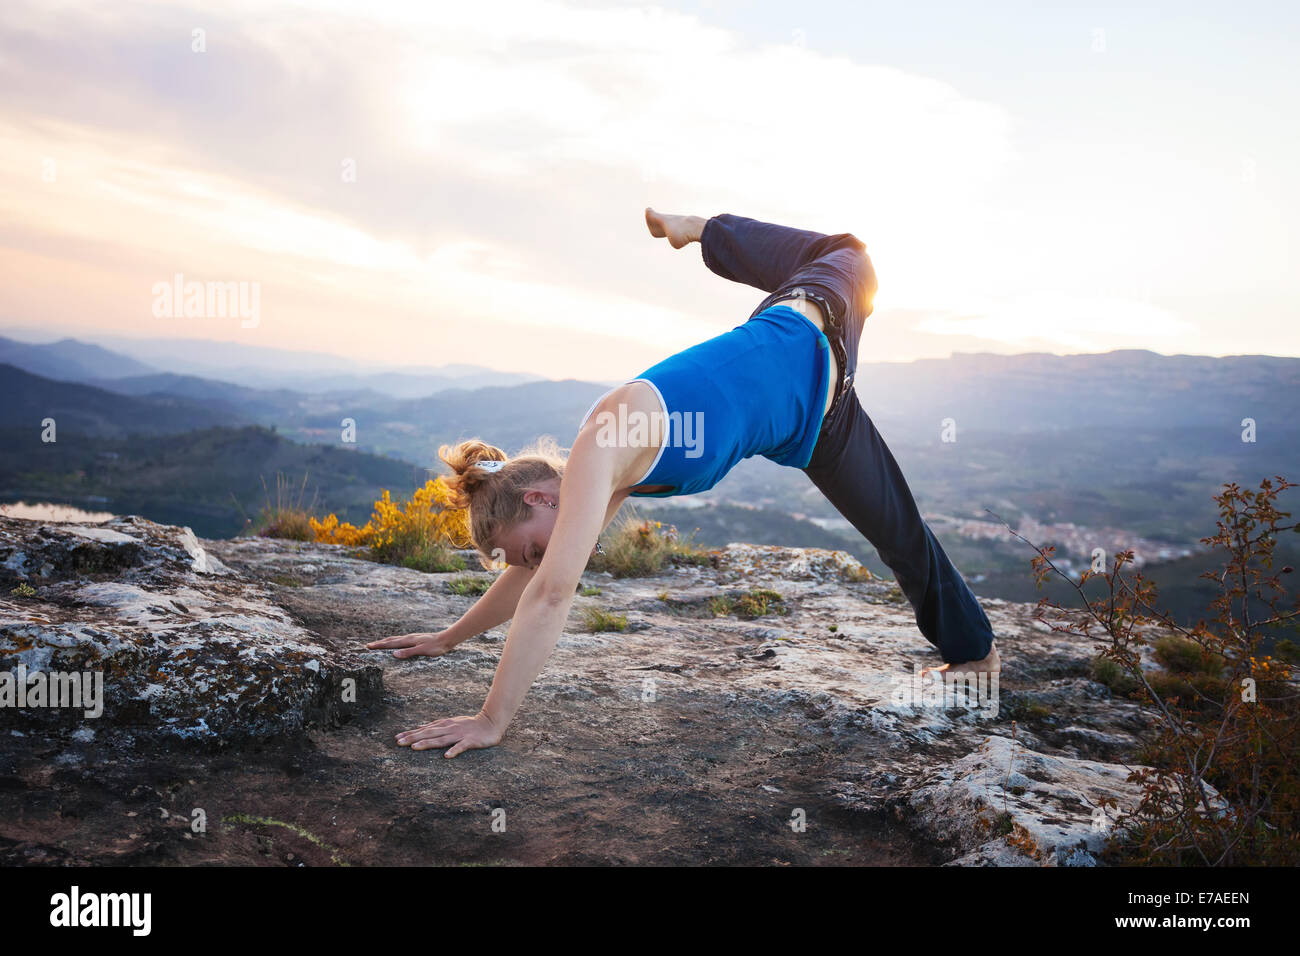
[992,476,1299,865]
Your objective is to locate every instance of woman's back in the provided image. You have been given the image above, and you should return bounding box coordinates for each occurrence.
[578,303,832,498]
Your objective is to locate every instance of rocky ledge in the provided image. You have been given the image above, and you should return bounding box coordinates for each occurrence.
[0,515,379,741]
[1,515,1155,866]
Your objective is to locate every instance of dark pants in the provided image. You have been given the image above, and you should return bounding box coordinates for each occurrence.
[700,212,995,664]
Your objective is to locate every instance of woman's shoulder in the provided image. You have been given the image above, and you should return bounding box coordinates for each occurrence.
[576,379,670,492]
[578,379,665,432]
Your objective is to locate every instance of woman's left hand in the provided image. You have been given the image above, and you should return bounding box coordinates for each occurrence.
[396,711,503,758]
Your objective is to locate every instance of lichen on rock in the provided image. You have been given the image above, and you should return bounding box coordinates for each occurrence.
[0,515,379,743]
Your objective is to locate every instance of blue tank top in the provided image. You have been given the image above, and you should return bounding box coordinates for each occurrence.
[577,304,831,497]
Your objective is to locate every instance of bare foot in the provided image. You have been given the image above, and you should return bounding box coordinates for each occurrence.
[922,639,1000,678]
[645,206,706,248]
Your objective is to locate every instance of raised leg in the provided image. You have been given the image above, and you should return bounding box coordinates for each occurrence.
[693,211,876,402]
[646,208,876,319]
[695,212,875,326]
[648,208,877,410]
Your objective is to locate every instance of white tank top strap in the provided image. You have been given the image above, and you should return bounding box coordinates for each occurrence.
[580,379,660,431]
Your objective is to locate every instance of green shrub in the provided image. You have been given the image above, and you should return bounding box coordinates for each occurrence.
[392,543,465,574]
[711,588,786,619]
[1154,635,1225,675]
[448,575,493,597]
[580,606,628,633]
[1091,655,1141,696]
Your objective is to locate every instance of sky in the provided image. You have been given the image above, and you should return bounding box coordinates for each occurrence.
[0,0,1296,380]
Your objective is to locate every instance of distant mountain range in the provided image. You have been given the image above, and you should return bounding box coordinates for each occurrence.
[853,348,1300,435]
[4,332,1299,614]
[0,336,155,380]
[0,334,546,398]
[0,364,235,436]
[8,332,1296,438]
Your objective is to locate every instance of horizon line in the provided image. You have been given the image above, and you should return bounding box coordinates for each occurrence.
[3,325,1298,374]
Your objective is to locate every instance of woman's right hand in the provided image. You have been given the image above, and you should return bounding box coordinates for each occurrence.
[365,630,459,659]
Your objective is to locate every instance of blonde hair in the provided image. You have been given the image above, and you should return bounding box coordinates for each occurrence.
[439,436,568,568]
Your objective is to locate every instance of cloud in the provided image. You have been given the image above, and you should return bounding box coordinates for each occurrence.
[0,0,1021,375]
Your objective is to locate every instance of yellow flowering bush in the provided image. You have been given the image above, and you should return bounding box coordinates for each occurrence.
[310,477,470,571]
[307,512,370,547]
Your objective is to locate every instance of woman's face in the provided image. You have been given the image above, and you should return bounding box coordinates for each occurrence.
[492,490,559,569]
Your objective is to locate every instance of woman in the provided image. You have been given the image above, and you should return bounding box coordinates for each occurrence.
[368,208,999,758]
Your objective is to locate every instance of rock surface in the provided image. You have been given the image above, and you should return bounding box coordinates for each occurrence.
[0,516,379,741]
[0,518,1156,866]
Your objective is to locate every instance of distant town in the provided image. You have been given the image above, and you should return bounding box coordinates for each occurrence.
[932,512,1201,578]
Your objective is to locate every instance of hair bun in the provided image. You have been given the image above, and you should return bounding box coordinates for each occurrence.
[437,439,509,509]
[435,436,567,567]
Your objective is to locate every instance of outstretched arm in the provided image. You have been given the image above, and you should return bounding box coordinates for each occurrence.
[396,426,620,757]
[366,563,535,658]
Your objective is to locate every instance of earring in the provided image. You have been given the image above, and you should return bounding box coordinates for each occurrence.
[549,501,557,509]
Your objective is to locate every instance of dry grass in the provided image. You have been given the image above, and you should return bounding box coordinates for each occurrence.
[254,472,317,541]
[586,513,712,578]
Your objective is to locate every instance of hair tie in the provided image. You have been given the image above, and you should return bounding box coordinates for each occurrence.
[475,459,506,473]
